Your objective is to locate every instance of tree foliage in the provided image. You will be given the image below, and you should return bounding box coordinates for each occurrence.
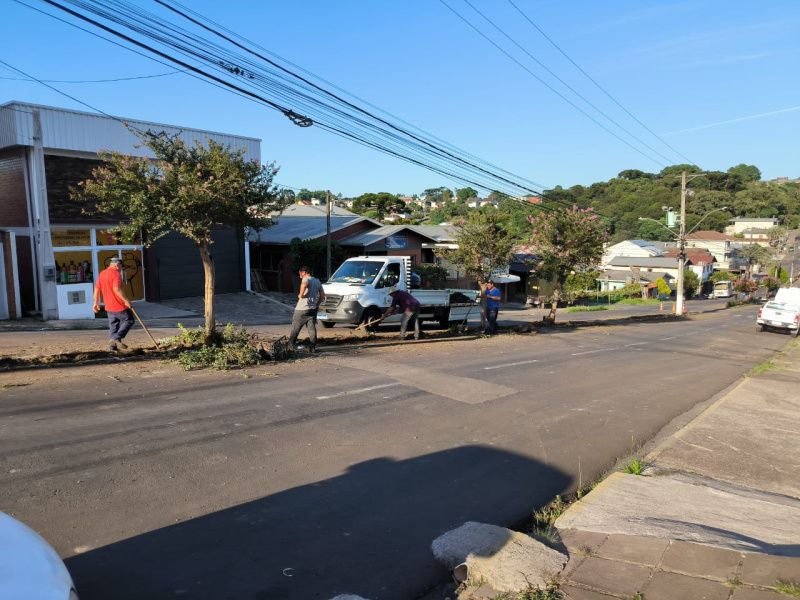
[528,206,609,322]
[351,192,405,217]
[439,211,518,326]
[683,268,700,298]
[76,131,287,340]
[288,237,346,281]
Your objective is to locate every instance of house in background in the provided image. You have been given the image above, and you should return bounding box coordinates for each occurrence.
[685,230,739,270]
[597,269,675,293]
[663,247,715,288]
[247,204,379,292]
[603,256,696,283]
[726,217,779,236]
[601,239,666,265]
[0,101,258,320]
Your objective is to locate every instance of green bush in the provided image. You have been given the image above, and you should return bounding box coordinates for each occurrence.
[174,323,262,370]
[414,264,448,288]
[655,277,672,297]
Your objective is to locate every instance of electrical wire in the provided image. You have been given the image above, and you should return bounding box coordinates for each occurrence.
[505,0,695,165]
[438,0,667,168]
[0,70,180,83]
[459,0,678,165]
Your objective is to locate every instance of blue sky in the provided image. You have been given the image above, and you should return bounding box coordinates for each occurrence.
[2,0,799,197]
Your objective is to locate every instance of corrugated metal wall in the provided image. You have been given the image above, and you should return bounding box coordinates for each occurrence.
[1,103,261,161]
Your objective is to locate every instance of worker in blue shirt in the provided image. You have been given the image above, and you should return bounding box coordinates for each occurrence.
[484,279,502,334]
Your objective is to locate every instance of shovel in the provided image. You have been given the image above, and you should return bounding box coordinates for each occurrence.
[129,305,160,349]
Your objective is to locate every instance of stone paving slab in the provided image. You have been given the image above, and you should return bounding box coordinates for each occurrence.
[595,533,669,567]
[659,540,741,581]
[561,585,618,599]
[640,571,729,600]
[730,588,786,599]
[565,556,652,597]
[740,553,800,587]
[554,472,800,554]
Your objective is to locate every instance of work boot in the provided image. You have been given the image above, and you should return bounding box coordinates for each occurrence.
[116,340,128,350]
[109,342,118,352]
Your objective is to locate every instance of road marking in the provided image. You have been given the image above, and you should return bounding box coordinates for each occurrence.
[625,342,647,347]
[571,347,616,356]
[483,359,540,370]
[316,382,400,400]
[661,336,678,340]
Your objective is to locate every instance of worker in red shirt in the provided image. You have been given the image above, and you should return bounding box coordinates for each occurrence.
[93,257,134,352]
[382,287,421,340]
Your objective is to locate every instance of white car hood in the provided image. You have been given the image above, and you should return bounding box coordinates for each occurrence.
[0,512,74,599]
[322,282,373,297]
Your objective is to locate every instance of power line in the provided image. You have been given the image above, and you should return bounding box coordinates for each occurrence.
[438,0,667,168]
[34,0,555,203]
[505,0,695,165]
[459,0,679,165]
[0,70,180,83]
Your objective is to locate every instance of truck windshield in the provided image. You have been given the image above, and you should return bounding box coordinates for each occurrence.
[329,260,384,285]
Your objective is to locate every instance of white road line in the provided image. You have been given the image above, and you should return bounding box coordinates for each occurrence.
[625,342,647,347]
[316,382,400,400]
[661,336,678,340]
[571,347,616,356]
[483,359,540,371]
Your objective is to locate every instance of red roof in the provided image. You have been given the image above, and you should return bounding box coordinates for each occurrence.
[686,230,732,241]
[664,248,715,264]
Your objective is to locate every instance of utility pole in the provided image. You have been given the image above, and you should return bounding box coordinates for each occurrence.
[325,190,332,280]
[676,171,687,316]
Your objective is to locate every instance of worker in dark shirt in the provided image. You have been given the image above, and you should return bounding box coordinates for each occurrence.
[382,287,421,340]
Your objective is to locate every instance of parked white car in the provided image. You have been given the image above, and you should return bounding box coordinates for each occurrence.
[0,512,78,599]
[757,287,800,336]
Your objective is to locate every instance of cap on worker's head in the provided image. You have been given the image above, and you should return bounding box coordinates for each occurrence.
[110,257,123,265]
[388,286,398,294]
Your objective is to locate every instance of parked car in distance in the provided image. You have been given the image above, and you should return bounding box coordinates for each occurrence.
[713,280,734,298]
[0,511,78,599]
[757,287,800,336]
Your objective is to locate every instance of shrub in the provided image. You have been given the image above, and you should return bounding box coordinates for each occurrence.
[414,264,448,288]
[174,323,262,370]
[655,277,672,297]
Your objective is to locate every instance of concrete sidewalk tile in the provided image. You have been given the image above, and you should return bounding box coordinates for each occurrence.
[561,584,619,599]
[740,553,800,587]
[560,529,609,554]
[660,540,742,580]
[564,556,652,596]
[561,555,587,580]
[730,588,786,600]
[596,534,670,566]
[641,571,729,600]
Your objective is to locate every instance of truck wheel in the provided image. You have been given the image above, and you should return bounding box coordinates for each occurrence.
[361,307,382,331]
[437,310,450,329]
[758,324,765,332]
[321,322,335,329]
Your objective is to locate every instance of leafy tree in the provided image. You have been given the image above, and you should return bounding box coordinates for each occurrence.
[439,211,518,327]
[527,206,609,323]
[296,188,334,203]
[683,268,700,298]
[288,237,346,282]
[76,131,287,341]
[456,187,479,203]
[736,244,772,277]
[562,269,601,304]
[759,276,781,293]
[423,187,452,204]
[428,199,469,224]
[655,277,672,298]
[727,163,761,183]
[710,270,733,283]
[637,218,674,242]
[768,225,788,248]
[352,192,405,217]
[617,169,654,180]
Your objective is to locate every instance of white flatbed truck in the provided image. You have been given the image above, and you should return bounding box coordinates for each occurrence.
[319,256,478,329]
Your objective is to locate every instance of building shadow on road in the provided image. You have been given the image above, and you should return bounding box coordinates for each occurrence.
[66,445,570,600]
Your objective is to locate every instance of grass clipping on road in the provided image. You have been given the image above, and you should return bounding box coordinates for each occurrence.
[166,323,290,370]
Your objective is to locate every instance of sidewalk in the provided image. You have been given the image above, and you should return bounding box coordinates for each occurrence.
[554,340,800,599]
[0,295,731,359]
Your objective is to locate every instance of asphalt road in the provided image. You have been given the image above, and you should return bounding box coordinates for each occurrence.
[0,306,790,600]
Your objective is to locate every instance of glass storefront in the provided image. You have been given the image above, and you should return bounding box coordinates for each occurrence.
[52,227,145,301]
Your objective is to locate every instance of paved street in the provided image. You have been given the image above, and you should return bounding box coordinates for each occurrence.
[0,305,789,599]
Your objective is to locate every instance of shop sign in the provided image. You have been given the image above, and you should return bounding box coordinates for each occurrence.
[51,229,90,247]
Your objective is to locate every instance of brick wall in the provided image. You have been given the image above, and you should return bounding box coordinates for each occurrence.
[45,155,114,224]
[0,149,29,228]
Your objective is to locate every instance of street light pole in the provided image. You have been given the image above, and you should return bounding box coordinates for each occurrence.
[326,189,332,280]
[676,171,687,316]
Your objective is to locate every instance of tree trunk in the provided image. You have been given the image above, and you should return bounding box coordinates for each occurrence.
[545,286,560,324]
[198,241,216,342]
[478,279,487,330]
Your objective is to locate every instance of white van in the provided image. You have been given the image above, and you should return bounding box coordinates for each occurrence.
[713,280,734,298]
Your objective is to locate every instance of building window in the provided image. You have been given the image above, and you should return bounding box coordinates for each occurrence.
[51,227,145,301]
